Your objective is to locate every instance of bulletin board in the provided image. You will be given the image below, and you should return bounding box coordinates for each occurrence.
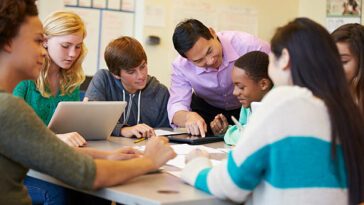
[326,0,362,32]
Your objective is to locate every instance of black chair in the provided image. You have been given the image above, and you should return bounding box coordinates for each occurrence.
[80,75,93,100]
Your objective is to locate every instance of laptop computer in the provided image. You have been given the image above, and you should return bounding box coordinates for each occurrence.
[48,101,127,140]
[167,134,224,145]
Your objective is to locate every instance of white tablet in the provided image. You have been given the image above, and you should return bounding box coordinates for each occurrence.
[48,101,127,140]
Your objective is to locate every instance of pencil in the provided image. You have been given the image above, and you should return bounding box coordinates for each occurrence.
[231,116,244,131]
[133,137,146,143]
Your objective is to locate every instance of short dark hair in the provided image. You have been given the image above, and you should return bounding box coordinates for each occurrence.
[104,36,147,75]
[234,51,272,85]
[331,23,364,116]
[271,17,364,205]
[172,19,213,58]
[0,0,38,50]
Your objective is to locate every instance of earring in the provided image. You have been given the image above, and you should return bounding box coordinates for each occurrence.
[43,43,47,48]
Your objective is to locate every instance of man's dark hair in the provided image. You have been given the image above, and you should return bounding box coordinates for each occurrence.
[172,19,213,58]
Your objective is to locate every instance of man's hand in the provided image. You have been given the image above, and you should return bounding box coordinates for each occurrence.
[185,112,207,137]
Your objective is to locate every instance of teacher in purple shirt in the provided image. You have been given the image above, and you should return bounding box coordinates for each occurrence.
[167,19,270,137]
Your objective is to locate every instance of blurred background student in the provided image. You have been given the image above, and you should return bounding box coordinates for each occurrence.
[332,23,364,117]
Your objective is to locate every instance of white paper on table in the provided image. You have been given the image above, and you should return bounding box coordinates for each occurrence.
[154,129,187,136]
[170,144,224,155]
[135,144,224,155]
[167,171,181,178]
[166,155,222,169]
[166,158,222,177]
[216,148,231,153]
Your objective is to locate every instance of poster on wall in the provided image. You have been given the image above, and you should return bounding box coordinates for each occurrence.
[326,0,362,32]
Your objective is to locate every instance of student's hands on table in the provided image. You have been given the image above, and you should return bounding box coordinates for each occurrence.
[143,136,176,170]
[56,132,87,147]
[185,112,207,137]
[121,124,155,138]
[210,113,229,136]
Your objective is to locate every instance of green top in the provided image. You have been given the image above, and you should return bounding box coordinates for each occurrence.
[224,106,251,145]
[13,80,80,125]
[0,91,95,205]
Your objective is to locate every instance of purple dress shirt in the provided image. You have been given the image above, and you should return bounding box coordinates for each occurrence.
[167,31,270,123]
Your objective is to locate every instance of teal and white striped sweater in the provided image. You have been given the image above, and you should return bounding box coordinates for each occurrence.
[182,86,347,204]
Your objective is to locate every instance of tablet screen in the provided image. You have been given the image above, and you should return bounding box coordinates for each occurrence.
[167,134,224,145]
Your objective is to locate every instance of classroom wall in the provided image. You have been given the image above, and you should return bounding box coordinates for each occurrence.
[298,0,326,25]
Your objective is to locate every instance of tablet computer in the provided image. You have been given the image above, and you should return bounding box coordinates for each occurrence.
[48,101,127,140]
[167,134,224,145]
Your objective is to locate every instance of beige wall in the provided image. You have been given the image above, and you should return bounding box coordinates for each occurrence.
[299,0,326,25]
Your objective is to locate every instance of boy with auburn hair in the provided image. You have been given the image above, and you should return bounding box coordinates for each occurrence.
[85,36,170,138]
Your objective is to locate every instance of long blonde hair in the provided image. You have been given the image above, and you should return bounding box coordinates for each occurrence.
[37,11,86,97]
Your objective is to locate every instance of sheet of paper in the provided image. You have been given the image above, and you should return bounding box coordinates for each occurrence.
[166,157,222,178]
[170,144,224,155]
[154,129,187,136]
[135,144,225,155]
[166,155,222,169]
[167,171,181,178]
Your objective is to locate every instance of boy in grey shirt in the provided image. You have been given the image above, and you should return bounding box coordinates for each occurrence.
[86,37,170,138]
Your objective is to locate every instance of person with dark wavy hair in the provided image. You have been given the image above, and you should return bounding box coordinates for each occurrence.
[332,23,364,117]
[0,1,176,204]
[181,18,364,205]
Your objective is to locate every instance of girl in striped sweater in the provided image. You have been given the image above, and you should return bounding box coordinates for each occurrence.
[181,18,364,205]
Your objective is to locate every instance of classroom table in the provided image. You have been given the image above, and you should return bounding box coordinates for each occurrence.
[27,137,236,205]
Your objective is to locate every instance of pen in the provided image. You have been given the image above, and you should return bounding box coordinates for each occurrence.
[231,116,244,132]
[133,137,146,143]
